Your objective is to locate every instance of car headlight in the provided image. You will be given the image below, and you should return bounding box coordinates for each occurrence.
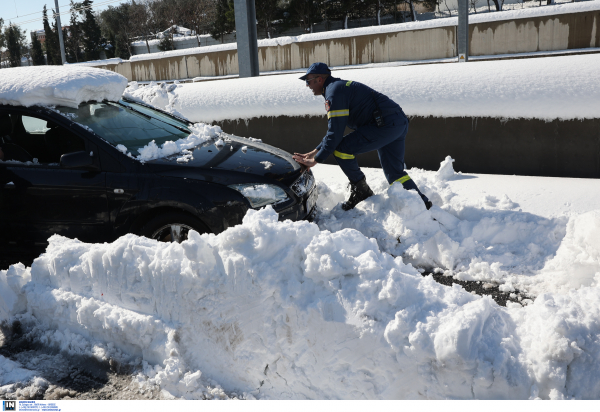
[228,183,289,208]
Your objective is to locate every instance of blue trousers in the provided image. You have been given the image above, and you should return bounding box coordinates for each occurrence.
[333,111,430,204]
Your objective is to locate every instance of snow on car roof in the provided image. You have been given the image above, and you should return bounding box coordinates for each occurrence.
[0,65,128,109]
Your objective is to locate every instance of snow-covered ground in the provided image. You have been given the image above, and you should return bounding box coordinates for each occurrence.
[2,159,600,400]
[123,53,600,122]
[2,54,600,400]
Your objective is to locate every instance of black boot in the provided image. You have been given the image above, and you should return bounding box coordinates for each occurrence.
[342,178,374,211]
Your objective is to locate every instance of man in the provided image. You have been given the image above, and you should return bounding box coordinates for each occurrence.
[292,62,432,211]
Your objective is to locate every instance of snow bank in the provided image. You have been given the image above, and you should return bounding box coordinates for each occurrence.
[3,162,600,399]
[0,66,128,108]
[127,1,600,62]
[125,53,600,121]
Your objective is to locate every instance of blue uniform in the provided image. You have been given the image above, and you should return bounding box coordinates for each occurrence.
[314,76,429,203]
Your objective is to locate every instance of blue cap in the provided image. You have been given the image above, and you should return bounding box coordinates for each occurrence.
[299,62,331,80]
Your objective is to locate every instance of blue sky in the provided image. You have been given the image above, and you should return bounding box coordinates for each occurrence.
[1,0,128,41]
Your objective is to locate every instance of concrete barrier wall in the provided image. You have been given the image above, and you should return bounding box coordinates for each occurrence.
[469,10,600,55]
[99,9,600,82]
[216,115,600,178]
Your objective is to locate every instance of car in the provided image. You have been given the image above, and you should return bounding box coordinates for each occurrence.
[0,67,317,260]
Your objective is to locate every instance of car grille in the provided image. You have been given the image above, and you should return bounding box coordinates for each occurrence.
[291,170,315,197]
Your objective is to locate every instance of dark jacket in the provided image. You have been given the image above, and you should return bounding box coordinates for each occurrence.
[314,76,404,163]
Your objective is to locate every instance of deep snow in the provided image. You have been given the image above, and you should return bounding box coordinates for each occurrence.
[123,53,600,122]
[1,52,600,400]
[0,66,128,108]
[1,160,600,400]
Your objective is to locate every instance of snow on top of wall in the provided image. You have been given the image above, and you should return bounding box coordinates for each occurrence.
[128,1,600,62]
[126,53,600,121]
[3,162,600,399]
[69,58,123,66]
[0,66,128,108]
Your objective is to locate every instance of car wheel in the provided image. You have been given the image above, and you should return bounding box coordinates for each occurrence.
[139,212,210,243]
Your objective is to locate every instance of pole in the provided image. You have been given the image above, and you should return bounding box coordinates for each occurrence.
[233,0,259,77]
[54,0,67,64]
[458,0,469,62]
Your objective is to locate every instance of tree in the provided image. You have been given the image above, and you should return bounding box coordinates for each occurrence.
[30,32,46,65]
[65,1,84,63]
[0,18,4,49]
[255,0,281,39]
[43,5,61,65]
[210,0,235,43]
[283,0,324,34]
[491,0,504,11]
[129,0,154,53]
[178,0,217,47]
[156,0,183,51]
[79,0,103,60]
[6,24,26,67]
[104,31,117,58]
[157,34,175,51]
[100,3,135,58]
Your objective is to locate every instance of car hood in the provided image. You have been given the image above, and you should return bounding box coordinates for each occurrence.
[145,133,302,184]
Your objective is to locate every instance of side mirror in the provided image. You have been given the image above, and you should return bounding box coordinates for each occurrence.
[60,151,99,171]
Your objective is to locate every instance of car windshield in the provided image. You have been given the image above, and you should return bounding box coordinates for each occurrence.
[119,99,191,130]
[56,101,192,154]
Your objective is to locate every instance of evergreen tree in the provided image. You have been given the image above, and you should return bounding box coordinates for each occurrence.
[30,32,46,65]
[6,24,23,67]
[0,18,4,50]
[79,0,103,61]
[51,18,64,63]
[210,0,235,43]
[43,5,60,65]
[113,33,131,59]
[100,4,133,58]
[157,34,175,52]
[65,1,84,63]
[104,32,116,59]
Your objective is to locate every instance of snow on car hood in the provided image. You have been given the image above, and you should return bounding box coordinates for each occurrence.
[0,66,128,108]
[146,133,300,181]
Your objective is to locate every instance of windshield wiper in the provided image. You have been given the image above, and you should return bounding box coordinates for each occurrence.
[118,101,191,134]
[124,104,152,120]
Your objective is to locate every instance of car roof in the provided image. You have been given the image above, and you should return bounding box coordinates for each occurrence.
[0,66,128,109]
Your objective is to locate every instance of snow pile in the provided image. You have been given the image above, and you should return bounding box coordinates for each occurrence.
[435,155,456,182]
[2,162,600,399]
[124,81,174,109]
[125,53,600,121]
[529,210,600,295]
[126,1,600,63]
[0,66,128,108]
[314,167,570,290]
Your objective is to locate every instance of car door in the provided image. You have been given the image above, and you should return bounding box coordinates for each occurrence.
[0,108,110,249]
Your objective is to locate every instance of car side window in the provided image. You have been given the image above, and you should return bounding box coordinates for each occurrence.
[0,112,86,165]
[22,116,51,135]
